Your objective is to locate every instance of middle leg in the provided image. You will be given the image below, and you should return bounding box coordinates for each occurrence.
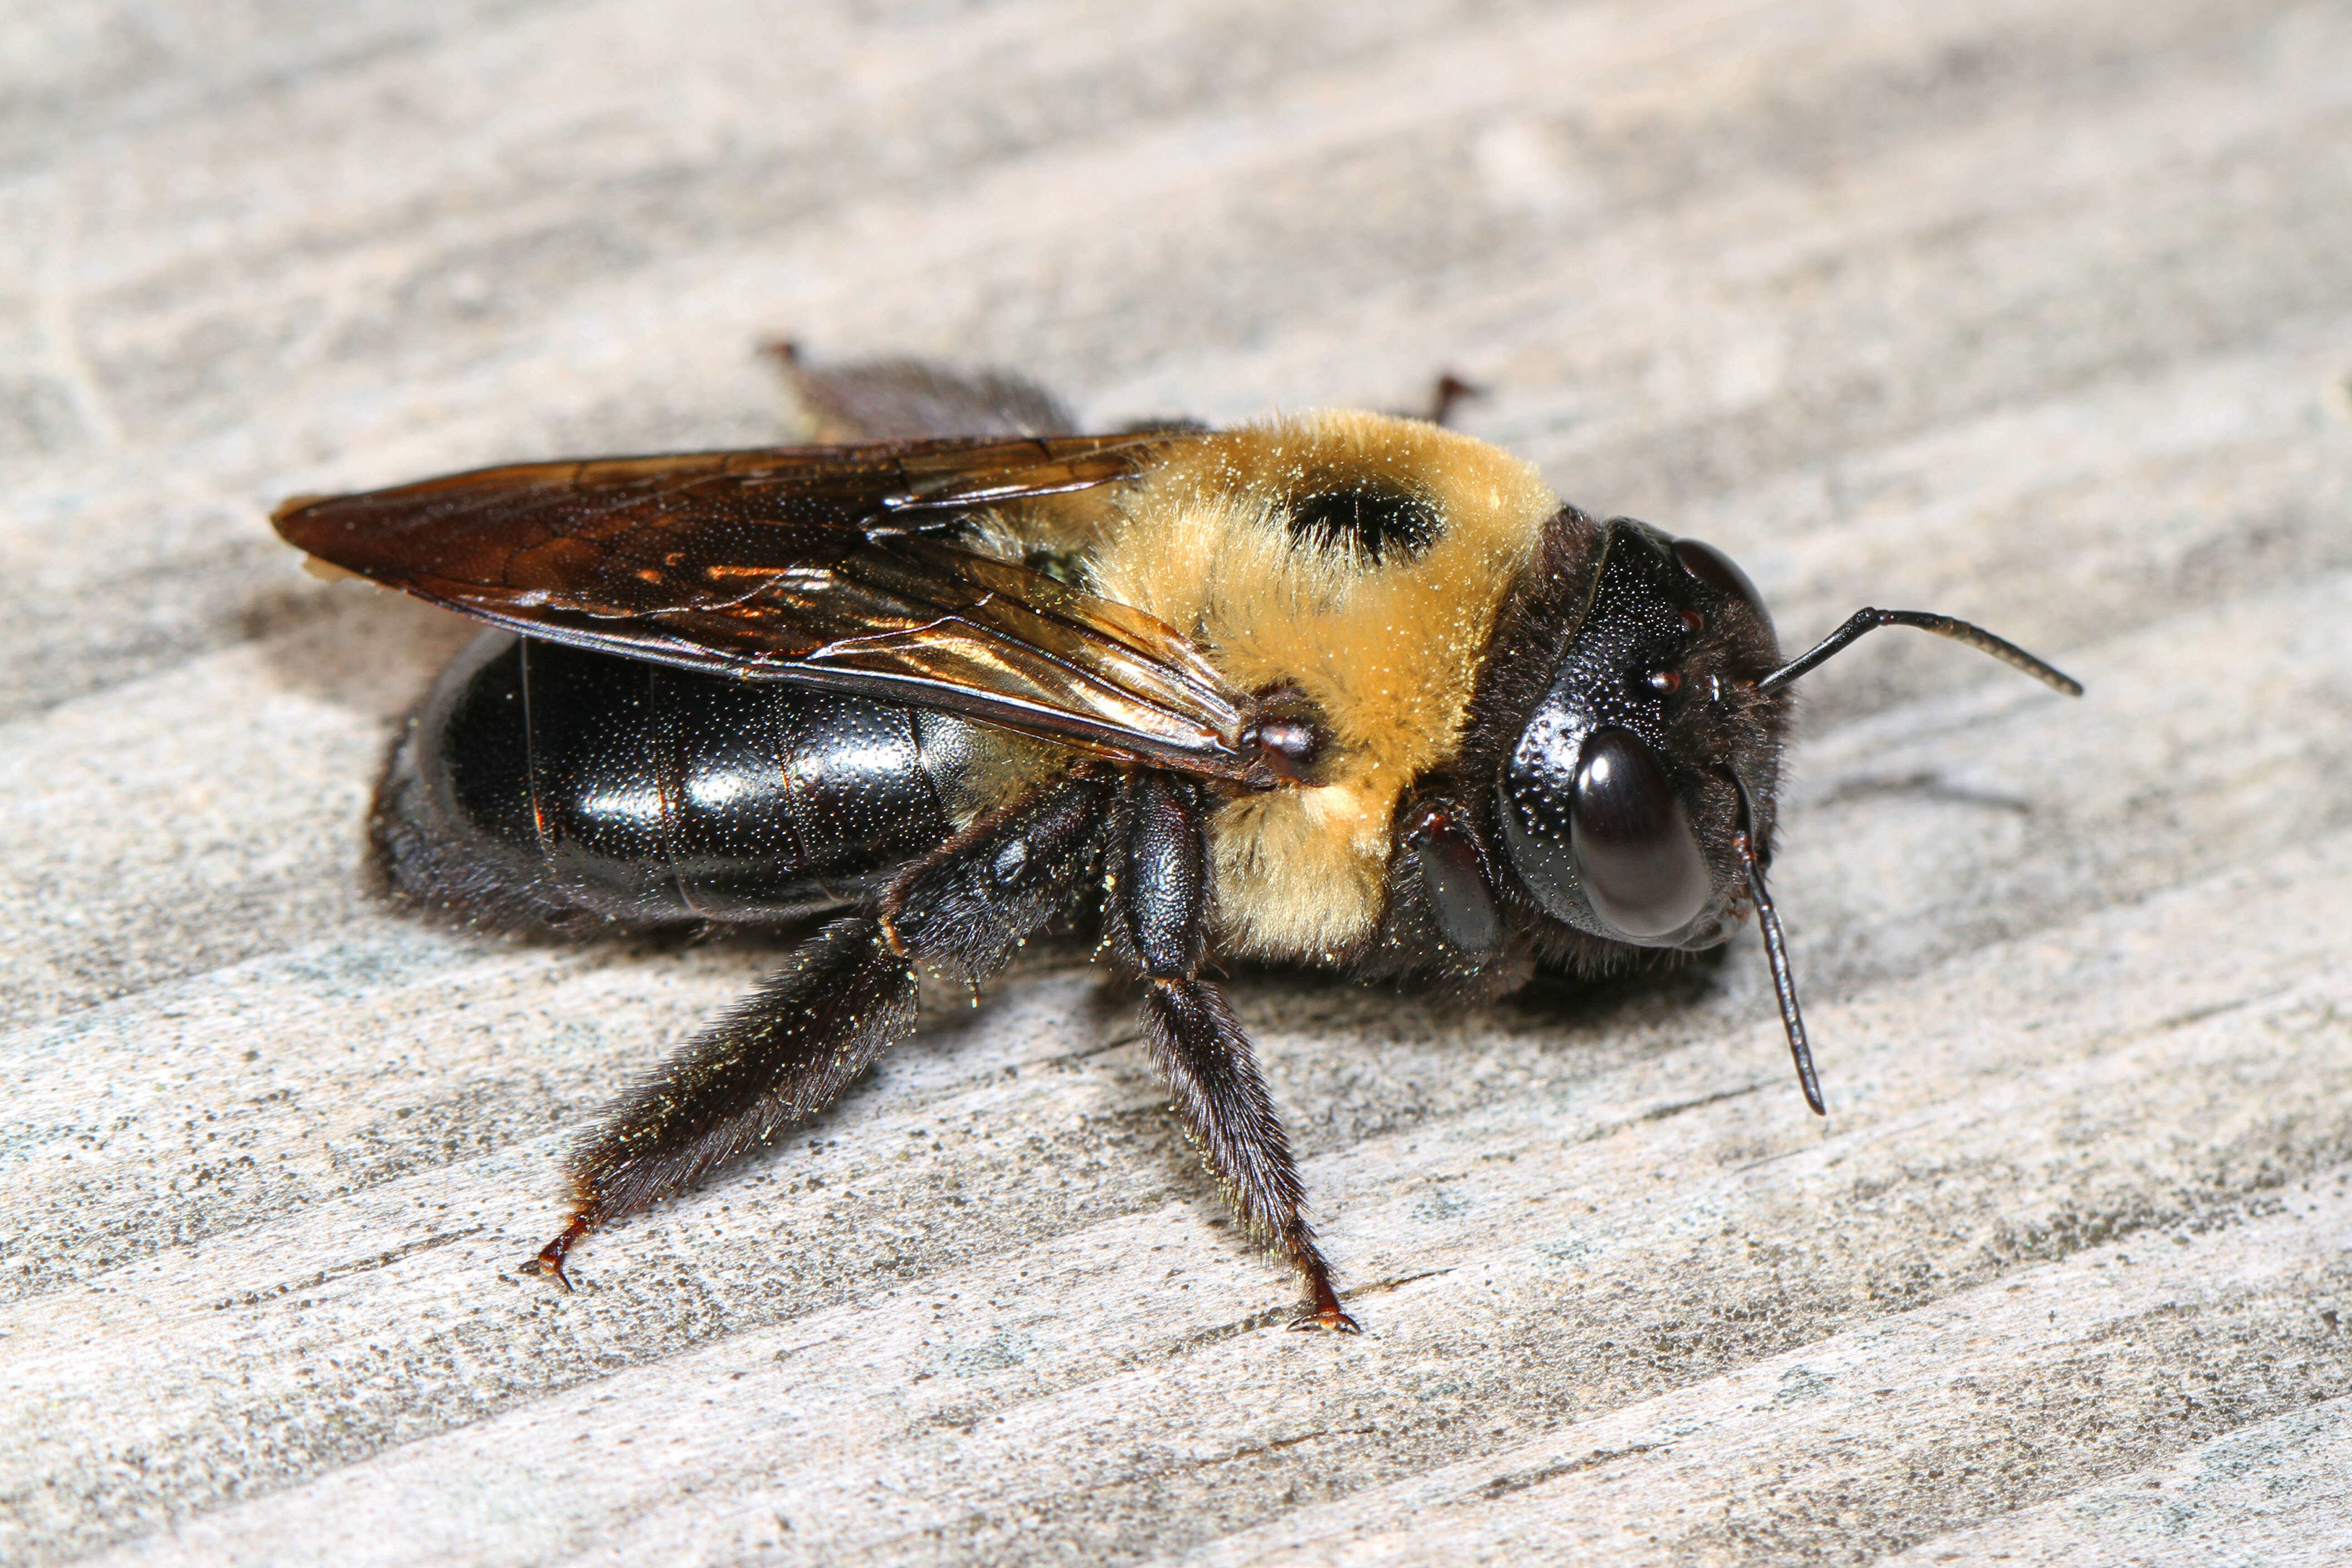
[1112,770,1357,1332]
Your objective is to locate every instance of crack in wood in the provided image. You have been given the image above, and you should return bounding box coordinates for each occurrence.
[1478,1443,1663,1500]
[205,1227,487,1312]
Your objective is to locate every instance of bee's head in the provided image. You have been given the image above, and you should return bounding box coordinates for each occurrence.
[1495,517,1786,954]
[1446,508,2080,1114]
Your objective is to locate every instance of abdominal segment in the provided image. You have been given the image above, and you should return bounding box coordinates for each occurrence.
[373,631,980,933]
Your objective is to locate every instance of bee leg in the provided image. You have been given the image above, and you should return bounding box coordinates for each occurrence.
[1422,372,1483,428]
[533,1214,589,1289]
[529,914,921,1284]
[530,775,1113,1284]
[1140,980,1357,1333]
[1115,773,1358,1334]
[764,341,1078,442]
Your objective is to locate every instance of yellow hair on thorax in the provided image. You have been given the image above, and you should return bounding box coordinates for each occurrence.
[1085,411,1559,962]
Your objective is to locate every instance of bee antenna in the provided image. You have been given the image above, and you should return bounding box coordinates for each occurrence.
[1729,771,1824,1116]
[1756,609,2083,698]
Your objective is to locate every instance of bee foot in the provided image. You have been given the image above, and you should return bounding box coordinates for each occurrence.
[1290,1279,1362,1333]
[529,1215,590,1292]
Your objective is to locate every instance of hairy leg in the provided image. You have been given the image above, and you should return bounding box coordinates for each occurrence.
[1112,771,1357,1331]
[534,773,1112,1285]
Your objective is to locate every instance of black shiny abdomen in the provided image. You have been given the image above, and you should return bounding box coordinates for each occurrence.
[383,632,958,929]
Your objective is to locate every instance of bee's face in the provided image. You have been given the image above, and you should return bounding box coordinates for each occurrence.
[1494,520,1788,951]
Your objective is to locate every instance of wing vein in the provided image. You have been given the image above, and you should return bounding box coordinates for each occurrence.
[273,432,1263,782]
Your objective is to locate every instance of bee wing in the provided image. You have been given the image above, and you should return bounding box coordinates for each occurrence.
[274,436,1265,780]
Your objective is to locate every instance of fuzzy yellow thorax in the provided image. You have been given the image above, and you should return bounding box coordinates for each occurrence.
[1084,411,1559,961]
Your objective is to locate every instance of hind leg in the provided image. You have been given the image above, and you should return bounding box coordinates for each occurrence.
[533,773,1114,1284]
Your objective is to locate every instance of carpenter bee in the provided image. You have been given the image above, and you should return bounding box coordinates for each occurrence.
[273,355,2079,1330]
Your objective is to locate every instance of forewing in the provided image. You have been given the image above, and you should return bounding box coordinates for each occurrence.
[274,437,1152,613]
[274,436,1264,780]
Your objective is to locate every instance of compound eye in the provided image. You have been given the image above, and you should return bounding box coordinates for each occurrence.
[1571,727,1712,938]
[1674,539,1773,637]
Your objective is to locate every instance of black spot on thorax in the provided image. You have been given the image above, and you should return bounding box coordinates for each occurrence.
[1286,484,1441,563]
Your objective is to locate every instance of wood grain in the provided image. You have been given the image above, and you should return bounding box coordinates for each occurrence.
[4,1,2349,1563]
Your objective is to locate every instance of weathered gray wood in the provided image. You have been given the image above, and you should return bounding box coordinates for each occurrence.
[4,0,2350,1563]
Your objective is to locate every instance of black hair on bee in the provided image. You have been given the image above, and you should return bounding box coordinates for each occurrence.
[1286,481,1443,562]
[274,353,2079,1329]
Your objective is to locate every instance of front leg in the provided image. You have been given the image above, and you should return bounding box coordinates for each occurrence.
[1113,771,1358,1332]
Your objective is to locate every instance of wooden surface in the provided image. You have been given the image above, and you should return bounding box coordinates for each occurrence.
[5,1,2352,1562]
